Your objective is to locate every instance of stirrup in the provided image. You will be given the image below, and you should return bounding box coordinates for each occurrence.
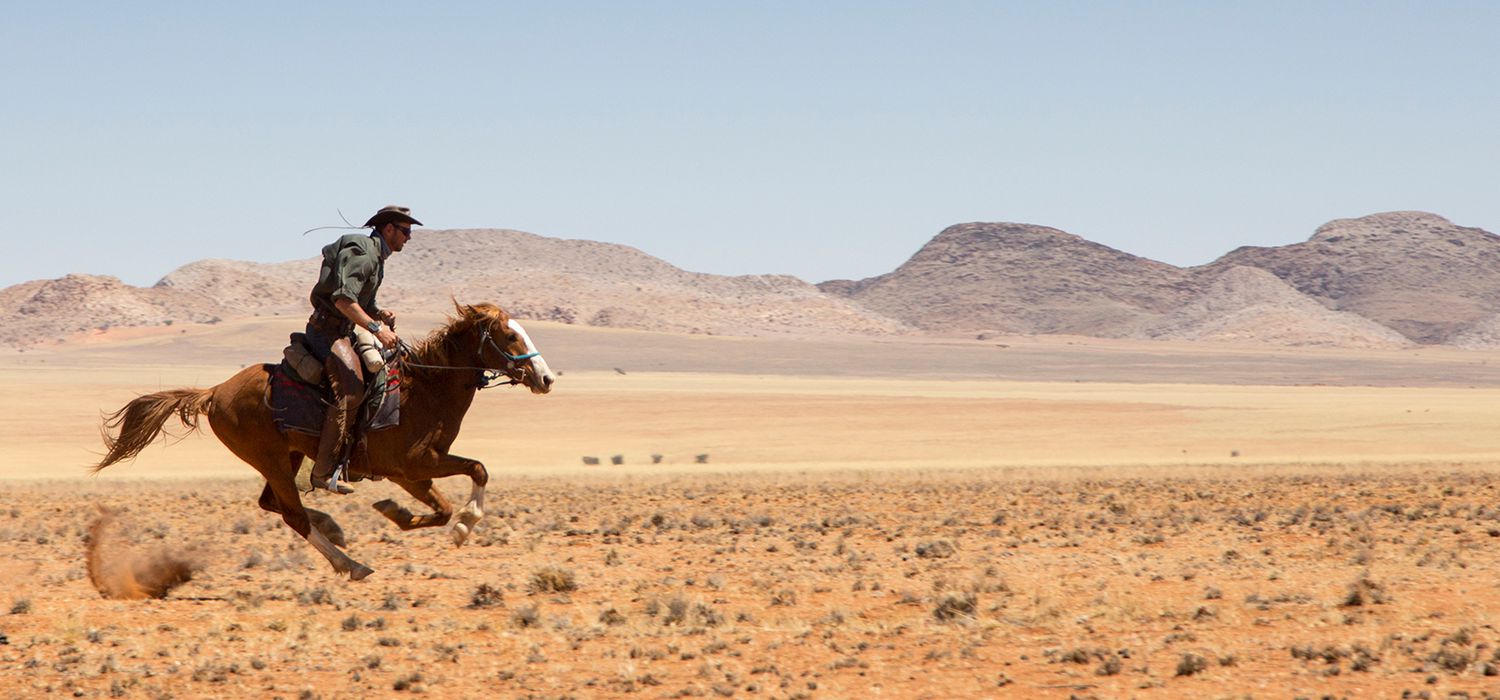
[311,463,355,495]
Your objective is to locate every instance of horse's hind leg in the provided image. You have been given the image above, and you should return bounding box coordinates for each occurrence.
[258,478,346,548]
[264,472,372,580]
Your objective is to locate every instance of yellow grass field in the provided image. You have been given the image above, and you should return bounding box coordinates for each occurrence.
[6,364,1500,482]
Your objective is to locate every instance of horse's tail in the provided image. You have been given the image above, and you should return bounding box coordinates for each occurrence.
[93,388,214,472]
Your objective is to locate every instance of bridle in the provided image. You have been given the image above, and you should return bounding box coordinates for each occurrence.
[395,321,540,391]
[475,322,540,389]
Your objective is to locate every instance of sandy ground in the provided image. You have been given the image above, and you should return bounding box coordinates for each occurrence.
[4,322,1500,697]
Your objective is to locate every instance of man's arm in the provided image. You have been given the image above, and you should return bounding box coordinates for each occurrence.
[328,242,399,348]
[334,298,399,348]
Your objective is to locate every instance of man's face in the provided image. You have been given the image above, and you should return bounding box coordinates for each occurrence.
[383,222,413,252]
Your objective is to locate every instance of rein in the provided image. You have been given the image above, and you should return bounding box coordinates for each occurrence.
[394,324,537,390]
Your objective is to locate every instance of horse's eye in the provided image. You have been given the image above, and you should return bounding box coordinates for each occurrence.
[506,334,518,343]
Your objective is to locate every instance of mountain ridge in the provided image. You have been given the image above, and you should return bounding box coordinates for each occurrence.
[2,212,1495,350]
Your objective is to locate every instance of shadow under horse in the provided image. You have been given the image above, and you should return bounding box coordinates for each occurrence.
[93,303,557,580]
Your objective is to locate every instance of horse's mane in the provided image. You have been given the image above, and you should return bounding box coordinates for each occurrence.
[400,302,511,389]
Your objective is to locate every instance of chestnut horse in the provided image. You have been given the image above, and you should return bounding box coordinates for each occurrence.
[92,303,556,580]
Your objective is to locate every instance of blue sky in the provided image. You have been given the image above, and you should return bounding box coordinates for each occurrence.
[3,2,1496,289]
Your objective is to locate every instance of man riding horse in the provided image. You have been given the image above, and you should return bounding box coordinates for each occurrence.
[95,206,555,578]
[305,204,418,494]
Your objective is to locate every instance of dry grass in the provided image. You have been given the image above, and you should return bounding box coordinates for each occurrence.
[5,468,1500,697]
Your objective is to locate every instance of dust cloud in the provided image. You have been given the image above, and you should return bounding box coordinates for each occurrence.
[85,509,201,600]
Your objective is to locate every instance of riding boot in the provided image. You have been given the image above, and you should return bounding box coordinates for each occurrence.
[310,339,364,495]
[309,407,354,495]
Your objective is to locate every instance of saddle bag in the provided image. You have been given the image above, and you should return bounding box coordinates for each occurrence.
[282,333,325,385]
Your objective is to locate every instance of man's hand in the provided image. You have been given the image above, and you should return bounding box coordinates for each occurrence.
[375,327,399,349]
[334,298,399,348]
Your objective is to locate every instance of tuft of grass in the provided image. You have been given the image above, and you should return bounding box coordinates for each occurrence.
[915,540,956,559]
[392,672,424,692]
[9,599,31,615]
[295,587,335,607]
[469,583,505,609]
[1175,653,1208,677]
[932,591,977,622]
[599,607,627,626]
[511,604,540,628]
[1342,572,1389,607]
[527,566,577,594]
[659,595,724,628]
[1096,654,1123,676]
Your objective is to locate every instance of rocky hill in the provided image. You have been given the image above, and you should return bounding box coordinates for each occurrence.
[155,258,312,316]
[5,213,1496,350]
[820,213,1498,348]
[1208,212,1500,344]
[814,222,1405,347]
[0,229,907,347]
[375,229,909,336]
[1145,266,1411,348]
[0,274,226,348]
[818,223,1196,337]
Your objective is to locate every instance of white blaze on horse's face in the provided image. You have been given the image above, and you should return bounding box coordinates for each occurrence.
[506,319,555,394]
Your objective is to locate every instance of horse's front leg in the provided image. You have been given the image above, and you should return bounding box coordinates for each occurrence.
[372,478,452,530]
[445,454,489,546]
[372,453,488,545]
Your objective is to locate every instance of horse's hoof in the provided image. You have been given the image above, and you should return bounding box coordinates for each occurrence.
[349,564,374,581]
[372,499,401,517]
[451,522,470,547]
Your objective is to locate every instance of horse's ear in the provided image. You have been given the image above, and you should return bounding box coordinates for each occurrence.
[451,300,479,319]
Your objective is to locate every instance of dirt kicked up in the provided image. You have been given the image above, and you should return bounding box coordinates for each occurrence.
[86,508,202,601]
[3,467,1500,699]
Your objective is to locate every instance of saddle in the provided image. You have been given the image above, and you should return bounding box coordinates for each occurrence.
[269,334,402,439]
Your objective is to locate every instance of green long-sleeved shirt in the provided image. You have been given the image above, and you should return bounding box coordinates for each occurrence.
[309,233,390,318]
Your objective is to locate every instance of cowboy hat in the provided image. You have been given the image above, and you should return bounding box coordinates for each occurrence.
[363,205,423,228]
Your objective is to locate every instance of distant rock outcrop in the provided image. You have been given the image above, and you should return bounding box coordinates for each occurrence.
[2,229,908,347]
[5,213,1495,350]
[822,213,1494,347]
[378,229,910,337]
[818,222,1194,337]
[156,258,313,316]
[1208,212,1500,344]
[0,274,224,348]
[1447,314,1500,349]
[1148,267,1411,348]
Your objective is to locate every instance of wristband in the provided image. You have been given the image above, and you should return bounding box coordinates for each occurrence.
[366,321,382,334]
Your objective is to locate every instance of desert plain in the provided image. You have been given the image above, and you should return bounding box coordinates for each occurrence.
[5,317,1500,698]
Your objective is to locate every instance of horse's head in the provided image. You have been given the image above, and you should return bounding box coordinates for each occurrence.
[457,302,556,394]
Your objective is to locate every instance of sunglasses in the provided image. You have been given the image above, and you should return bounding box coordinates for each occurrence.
[394,225,412,236]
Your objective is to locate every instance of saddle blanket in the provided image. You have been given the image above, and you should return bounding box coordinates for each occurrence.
[268,361,401,436]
